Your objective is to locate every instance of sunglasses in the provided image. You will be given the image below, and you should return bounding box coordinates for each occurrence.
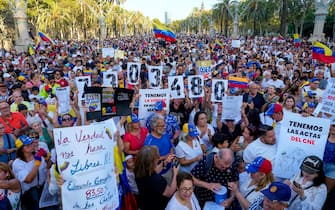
[62,117,72,122]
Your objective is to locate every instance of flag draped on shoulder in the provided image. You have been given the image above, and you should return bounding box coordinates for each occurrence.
[312,41,335,64]
[152,21,176,43]
[38,32,55,45]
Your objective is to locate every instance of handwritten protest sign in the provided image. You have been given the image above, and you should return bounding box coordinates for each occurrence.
[221,96,243,122]
[273,112,330,179]
[321,78,335,115]
[54,124,119,209]
[55,86,70,114]
[211,79,228,102]
[148,65,163,89]
[139,89,170,125]
[168,76,185,99]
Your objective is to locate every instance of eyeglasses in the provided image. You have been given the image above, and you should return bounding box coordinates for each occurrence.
[29,135,39,139]
[62,117,72,122]
[179,186,195,193]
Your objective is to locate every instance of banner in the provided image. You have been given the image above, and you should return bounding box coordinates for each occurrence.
[55,86,70,114]
[321,78,335,115]
[211,79,228,102]
[127,62,141,85]
[273,112,330,179]
[102,48,115,58]
[188,75,204,98]
[168,76,185,99]
[148,65,163,89]
[103,71,118,88]
[138,89,170,125]
[221,96,243,121]
[75,76,91,100]
[54,124,119,209]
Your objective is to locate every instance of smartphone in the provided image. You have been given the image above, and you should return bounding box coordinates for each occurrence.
[247,95,253,104]
[293,181,301,189]
[173,160,180,168]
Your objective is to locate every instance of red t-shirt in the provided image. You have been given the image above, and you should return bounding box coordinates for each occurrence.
[0,112,28,134]
[123,127,148,151]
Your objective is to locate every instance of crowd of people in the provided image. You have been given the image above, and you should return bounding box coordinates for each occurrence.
[0,34,334,210]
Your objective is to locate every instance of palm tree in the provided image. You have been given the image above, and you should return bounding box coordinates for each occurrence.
[279,0,287,36]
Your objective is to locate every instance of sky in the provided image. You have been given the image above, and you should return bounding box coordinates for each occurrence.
[122,0,219,23]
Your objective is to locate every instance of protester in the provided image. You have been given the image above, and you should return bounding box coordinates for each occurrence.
[0,122,16,164]
[193,111,215,153]
[0,162,21,209]
[285,155,327,210]
[323,122,335,193]
[135,146,179,210]
[165,171,201,210]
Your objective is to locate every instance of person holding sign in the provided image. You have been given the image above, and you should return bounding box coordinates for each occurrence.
[135,146,179,210]
[285,156,327,210]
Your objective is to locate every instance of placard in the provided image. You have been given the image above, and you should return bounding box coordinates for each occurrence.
[84,87,102,121]
[273,112,330,179]
[148,65,163,89]
[75,76,91,100]
[103,71,118,88]
[197,60,212,77]
[211,79,228,102]
[168,76,185,99]
[114,50,124,59]
[54,124,119,209]
[188,75,204,98]
[55,86,70,114]
[232,40,241,48]
[138,89,170,125]
[221,96,243,121]
[102,48,115,58]
[127,62,141,85]
[321,78,335,115]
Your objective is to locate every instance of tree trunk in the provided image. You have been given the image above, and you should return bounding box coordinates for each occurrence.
[279,0,287,36]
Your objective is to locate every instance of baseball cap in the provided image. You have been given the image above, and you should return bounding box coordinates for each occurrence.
[261,182,291,202]
[182,123,199,137]
[125,155,134,162]
[300,155,322,174]
[155,100,167,111]
[127,113,140,123]
[245,156,272,174]
[265,103,283,116]
[304,91,316,98]
[307,102,316,108]
[310,77,320,83]
[15,135,34,148]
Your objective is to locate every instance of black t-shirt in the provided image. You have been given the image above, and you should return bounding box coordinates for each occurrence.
[219,122,242,144]
[136,173,169,210]
[169,101,189,128]
[243,92,265,111]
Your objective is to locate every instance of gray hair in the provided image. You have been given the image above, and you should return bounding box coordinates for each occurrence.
[149,114,165,129]
[217,148,234,164]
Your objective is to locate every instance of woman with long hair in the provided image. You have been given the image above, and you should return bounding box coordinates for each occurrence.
[282,95,299,113]
[135,146,179,210]
[228,156,274,210]
[0,162,21,210]
[193,111,215,153]
[286,155,327,210]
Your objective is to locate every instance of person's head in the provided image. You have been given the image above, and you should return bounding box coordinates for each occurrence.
[0,101,11,117]
[316,70,324,80]
[150,114,166,136]
[249,82,259,95]
[28,129,40,150]
[265,103,283,122]
[214,148,234,171]
[267,85,276,95]
[176,172,195,201]
[246,157,274,191]
[194,111,208,127]
[212,132,229,149]
[243,125,257,142]
[12,90,23,104]
[0,162,16,181]
[134,146,160,178]
[261,182,291,210]
[127,113,140,130]
[15,135,34,161]
[154,100,167,116]
[259,124,276,145]
[29,117,42,132]
[125,155,135,170]
[271,70,279,81]
[61,113,75,127]
[182,123,199,141]
[309,78,320,90]
[300,155,325,186]
[18,103,28,116]
[283,95,296,110]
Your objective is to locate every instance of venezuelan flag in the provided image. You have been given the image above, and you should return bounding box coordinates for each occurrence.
[228,76,249,89]
[152,21,176,42]
[215,39,224,49]
[312,41,335,64]
[38,32,55,45]
[293,34,301,47]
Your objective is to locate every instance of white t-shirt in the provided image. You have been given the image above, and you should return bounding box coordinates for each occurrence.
[266,79,285,89]
[243,138,277,165]
[12,158,47,193]
[197,124,215,152]
[165,193,201,210]
[175,140,203,173]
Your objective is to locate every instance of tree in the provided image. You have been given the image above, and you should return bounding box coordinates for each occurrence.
[279,0,287,36]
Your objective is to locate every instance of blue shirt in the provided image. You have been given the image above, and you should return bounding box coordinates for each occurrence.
[146,114,180,140]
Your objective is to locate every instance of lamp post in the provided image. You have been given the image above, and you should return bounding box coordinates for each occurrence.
[310,0,331,41]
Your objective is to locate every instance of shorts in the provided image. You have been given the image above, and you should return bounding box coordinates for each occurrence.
[323,162,335,179]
